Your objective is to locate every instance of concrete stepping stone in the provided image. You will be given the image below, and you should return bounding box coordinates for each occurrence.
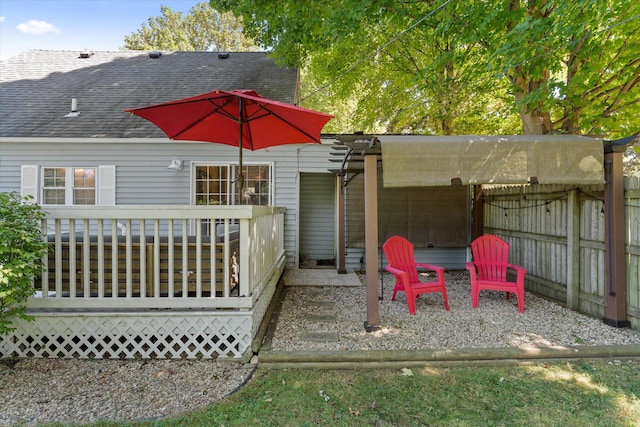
[300,332,339,342]
[307,300,335,307]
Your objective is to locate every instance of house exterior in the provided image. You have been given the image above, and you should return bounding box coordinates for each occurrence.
[0,50,342,360]
[0,50,347,267]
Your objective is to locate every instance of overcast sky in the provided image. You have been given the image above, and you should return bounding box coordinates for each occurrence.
[0,0,196,60]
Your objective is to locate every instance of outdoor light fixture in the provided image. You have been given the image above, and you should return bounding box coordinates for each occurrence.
[167,159,183,170]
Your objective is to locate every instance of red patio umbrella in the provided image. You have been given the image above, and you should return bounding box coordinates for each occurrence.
[125,89,333,204]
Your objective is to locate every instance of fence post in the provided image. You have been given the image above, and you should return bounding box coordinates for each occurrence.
[566,189,580,310]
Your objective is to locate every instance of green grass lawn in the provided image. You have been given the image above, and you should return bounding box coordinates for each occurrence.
[78,359,640,426]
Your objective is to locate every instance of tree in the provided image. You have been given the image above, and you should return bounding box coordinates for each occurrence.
[212,0,639,137]
[478,0,640,136]
[297,4,520,135]
[0,193,47,334]
[124,2,257,52]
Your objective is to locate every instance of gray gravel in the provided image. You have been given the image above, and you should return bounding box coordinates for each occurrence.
[270,270,640,351]
[0,358,255,426]
[2,270,639,426]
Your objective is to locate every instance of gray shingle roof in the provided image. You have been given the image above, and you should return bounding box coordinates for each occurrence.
[0,50,299,138]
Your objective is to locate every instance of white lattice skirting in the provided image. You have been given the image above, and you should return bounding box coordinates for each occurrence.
[0,311,254,359]
[1,254,281,360]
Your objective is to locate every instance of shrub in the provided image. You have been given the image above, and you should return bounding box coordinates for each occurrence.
[0,192,47,335]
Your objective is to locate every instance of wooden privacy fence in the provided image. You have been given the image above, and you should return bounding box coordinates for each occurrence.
[482,177,640,329]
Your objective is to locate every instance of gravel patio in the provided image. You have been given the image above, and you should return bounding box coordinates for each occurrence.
[265,270,640,354]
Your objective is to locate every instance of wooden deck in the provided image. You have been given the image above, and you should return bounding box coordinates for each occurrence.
[1,205,286,360]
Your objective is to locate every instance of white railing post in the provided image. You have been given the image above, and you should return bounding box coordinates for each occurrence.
[196,220,202,297]
[239,217,251,297]
[55,219,62,296]
[168,219,175,297]
[97,219,105,298]
[125,219,132,298]
[154,220,160,298]
[69,218,76,298]
[83,220,90,297]
[139,218,146,298]
[181,218,188,298]
[40,218,49,297]
[223,219,231,297]
[111,219,118,298]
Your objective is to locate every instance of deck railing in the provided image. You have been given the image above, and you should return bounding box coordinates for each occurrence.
[29,205,286,311]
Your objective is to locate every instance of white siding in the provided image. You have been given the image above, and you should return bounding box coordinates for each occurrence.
[1,138,337,269]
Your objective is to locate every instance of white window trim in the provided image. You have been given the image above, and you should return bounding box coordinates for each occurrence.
[190,161,274,206]
[20,165,116,206]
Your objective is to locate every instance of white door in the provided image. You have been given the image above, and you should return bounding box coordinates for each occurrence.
[299,173,335,267]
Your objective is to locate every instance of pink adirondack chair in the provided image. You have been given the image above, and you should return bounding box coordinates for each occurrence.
[382,236,450,315]
[465,235,527,312]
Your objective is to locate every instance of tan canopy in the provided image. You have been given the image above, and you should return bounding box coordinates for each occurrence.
[380,135,605,187]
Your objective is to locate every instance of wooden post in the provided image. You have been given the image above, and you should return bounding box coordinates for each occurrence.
[603,152,630,327]
[336,174,347,274]
[364,153,380,331]
[471,185,484,240]
[566,189,580,310]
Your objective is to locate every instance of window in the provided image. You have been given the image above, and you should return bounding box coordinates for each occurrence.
[42,168,66,204]
[244,164,271,206]
[42,167,96,205]
[195,165,229,206]
[73,168,96,205]
[193,163,272,235]
[194,163,272,206]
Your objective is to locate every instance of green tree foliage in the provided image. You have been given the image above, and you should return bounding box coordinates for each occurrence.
[479,0,640,136]
[0,193,47,334]
[212,0,639,137]
[124,2,257,52]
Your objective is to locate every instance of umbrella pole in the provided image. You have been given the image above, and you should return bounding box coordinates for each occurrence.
[237,99,244,205]
[238,139,244,205]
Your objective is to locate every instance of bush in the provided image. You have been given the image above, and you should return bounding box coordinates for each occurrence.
[0,192,47,334]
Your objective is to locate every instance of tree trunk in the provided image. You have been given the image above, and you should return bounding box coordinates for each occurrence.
[440,42,455,135]
[560,40,585,134]
[506,0,554,135]
[511,72,552,135]
[520,109,552,134]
